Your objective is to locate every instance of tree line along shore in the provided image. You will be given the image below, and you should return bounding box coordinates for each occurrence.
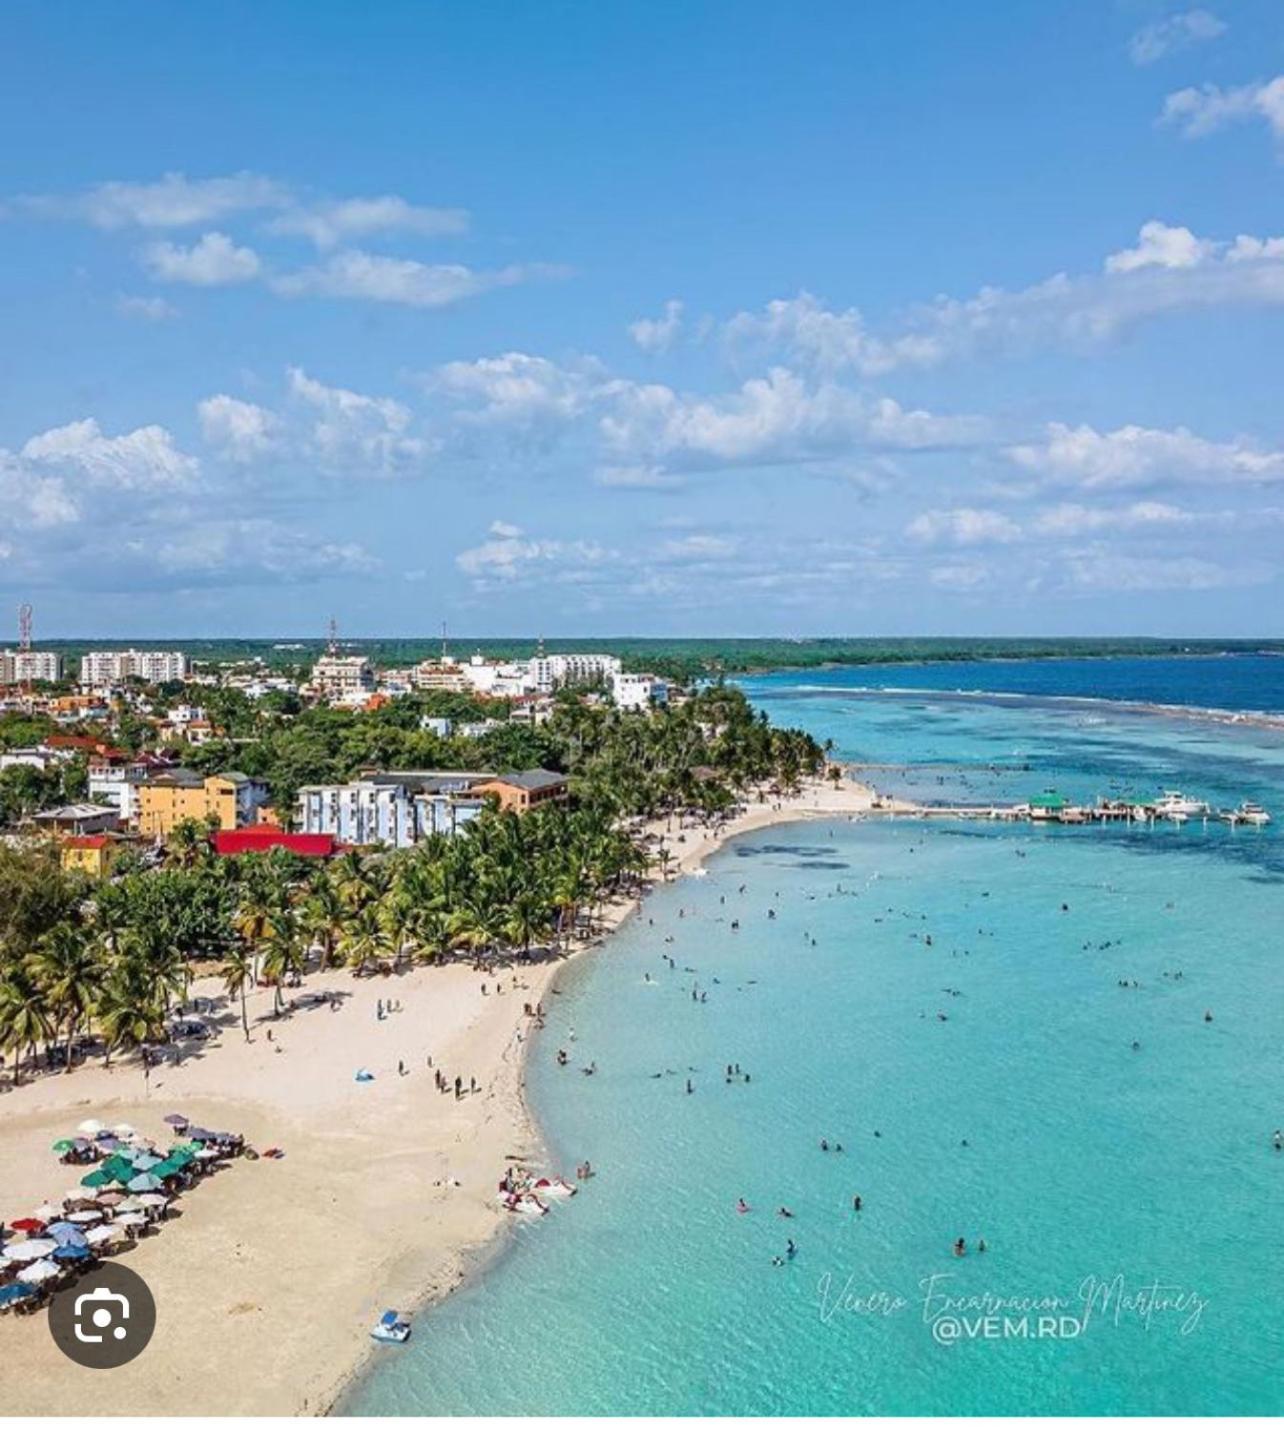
[0,684,828,1086]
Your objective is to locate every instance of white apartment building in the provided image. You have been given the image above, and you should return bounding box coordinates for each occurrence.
[80,649,190,687]
[411,659,470,692]
[296,771,489,849]
[611,671,669,711]
[529,652,622,694]
[460,653,535,699]
[310,653,375,699]
[0,649,63,685]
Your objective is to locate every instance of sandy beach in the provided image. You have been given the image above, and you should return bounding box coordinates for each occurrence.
[0,776,878,1417]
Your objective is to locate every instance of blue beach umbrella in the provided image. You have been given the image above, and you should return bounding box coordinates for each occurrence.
[127,1173,163,1192]
[46,1223,87,1247]
[53,1244,91,1262]
[0,1283,35,1306]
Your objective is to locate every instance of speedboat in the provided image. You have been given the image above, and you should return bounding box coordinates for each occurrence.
[1224,801,1271,827]
[1154,792,1209,819]
[370,1310,411,1344]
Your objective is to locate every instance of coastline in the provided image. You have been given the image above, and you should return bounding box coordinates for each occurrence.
[0,775,879,1418]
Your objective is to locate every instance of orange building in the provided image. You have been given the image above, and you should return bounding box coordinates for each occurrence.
[136,769,270,836]
[60,834,118,878]
[470,768,569,813]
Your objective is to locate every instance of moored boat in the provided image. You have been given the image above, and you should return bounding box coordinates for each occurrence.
[371,1310,411,1344]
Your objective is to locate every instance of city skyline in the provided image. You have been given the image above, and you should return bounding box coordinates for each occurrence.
[4,2,1284,638]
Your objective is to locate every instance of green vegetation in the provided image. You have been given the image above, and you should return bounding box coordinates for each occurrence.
[33,634,1284,687]
[0,686,824,1084]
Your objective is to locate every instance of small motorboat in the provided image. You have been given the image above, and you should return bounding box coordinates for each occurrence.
[1154,792,1210,819]
[370,1310,411,1344]
[1223,801,1271,827]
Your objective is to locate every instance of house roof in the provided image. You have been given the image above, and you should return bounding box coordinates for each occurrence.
[34,803,119,822]
[213,829,340,858]
[488,768,569,792]
[64,834,111,850]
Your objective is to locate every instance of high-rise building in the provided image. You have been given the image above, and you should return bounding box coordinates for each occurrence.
[0,649,63,685]
[80,649,190,687]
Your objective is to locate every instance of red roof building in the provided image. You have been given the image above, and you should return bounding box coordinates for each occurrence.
[212,828,340,858]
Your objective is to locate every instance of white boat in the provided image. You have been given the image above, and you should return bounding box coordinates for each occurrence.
[1167,810,1189,825]
[1224,801,1271,827]
[1155,792,1210,818]
[370,1310,411,1344]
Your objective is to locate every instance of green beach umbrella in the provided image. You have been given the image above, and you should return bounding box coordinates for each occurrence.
[51,1139,76,1153]
[79,1168,114,1189]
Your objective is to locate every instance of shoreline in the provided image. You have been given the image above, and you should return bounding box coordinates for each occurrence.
[0,775,880,1418]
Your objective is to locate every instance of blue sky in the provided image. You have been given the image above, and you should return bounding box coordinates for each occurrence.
[3,0,1284,638]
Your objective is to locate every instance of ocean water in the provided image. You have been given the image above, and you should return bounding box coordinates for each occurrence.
[341,658,1284,1416]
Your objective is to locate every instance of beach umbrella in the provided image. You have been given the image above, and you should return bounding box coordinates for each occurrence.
[110,1214,146,1229]
[79,1169,114,1189]
[22,1258,62,1284]
[33,1203,62,1221]
[186,1126,214,1142]
[195,1149,221,1161]
[0,1283,35,1307]
[51,1139,76,1153]
[134,1193,168,1208]
[5,1239,58,1262]
[101,1155,136,1181]
[46,1223,87,1246]
[130,1153,161,1171]
[163,1113,189,1127]
[115,1197,144,1213]
[9,1218,46,1234]
[66,1210,103,1224]
[76,1119,103,1136]
[96,1135,123,1152]
[83,1225,117,1248]
[52,1244,91,1262]
[95,1192,123,1207]
[127,1174,162,1193]
[112,1123,135,1138]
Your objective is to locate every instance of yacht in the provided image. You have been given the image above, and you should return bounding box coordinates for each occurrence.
[1154,791,1210,819]
[1224,801,1271,827]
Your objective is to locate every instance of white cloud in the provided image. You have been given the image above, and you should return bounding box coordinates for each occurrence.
[0,452,79,527]
[21,418,199,490]
[455,521,610,583]
[723,292,944,376]
[197,395,282,463]
[1129,9,1226,66]
[115,293,179,321]
[600,367,981,470]
[657,533,738,561]
[1007,421,1284,490]
[1160,75,1284,140]
[594,464,686,490]
[142,231,261,286]
[266,195,468,248]
[628,300,684,354]
[17,171,290,228]
[273,250,563,307]
[1030,501,1191,536]
[287,366,429,475]
[906,508,1022,546]
[929,561,992,591]
[1104,220,1215,273]
[431,352,600,421]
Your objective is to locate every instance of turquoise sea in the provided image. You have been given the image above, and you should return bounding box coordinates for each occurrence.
[341,657,1284,1416]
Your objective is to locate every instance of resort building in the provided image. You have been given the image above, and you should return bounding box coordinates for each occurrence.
[136,770,270,836]
[296,770,490,848]
[529,652,622,693]
[470,769,570,813]
[611,671,669,710]
[88,751,175,824]
[80,649,189,687]
[0,649,63,685]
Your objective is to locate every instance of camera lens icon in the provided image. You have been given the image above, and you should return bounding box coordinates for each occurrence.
[75,1287,131,1342]
[50,1263,155,1369]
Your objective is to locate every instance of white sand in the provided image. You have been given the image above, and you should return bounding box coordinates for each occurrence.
[0,776,878,1416]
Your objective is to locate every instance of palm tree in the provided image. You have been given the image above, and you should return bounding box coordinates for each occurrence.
[0,966,51,1086]
[28,921,101,1073]
[219,947,255,1041]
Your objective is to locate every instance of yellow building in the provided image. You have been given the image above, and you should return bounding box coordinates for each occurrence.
[60,835,117,878]
[136,769,269,837]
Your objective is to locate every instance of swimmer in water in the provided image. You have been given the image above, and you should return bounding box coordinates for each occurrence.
[953,1237,967,1257]
[737,1198,751,1214]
